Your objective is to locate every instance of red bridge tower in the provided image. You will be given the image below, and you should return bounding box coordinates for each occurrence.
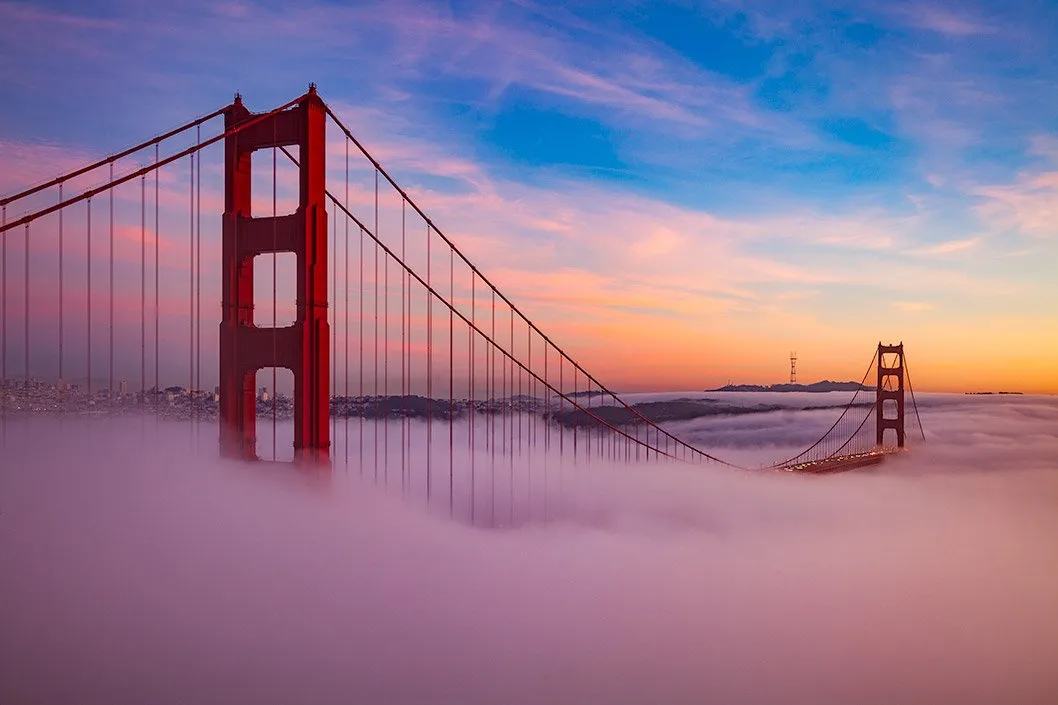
[219,87,330,464]
[876,342,905,448]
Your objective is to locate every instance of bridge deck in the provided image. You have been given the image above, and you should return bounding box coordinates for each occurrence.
[783,449,895,474]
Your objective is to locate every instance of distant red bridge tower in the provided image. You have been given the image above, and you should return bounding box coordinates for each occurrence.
[876,342,905,448]
[219,86,330,464]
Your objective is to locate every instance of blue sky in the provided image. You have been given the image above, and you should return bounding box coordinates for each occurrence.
[1,0,1057,391]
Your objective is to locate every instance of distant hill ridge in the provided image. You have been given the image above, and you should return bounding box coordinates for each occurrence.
[708,380,872,393]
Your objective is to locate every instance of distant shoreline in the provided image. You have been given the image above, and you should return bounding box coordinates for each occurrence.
[706,381,872,393]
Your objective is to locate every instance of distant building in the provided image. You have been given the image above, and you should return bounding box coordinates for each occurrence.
[259,386,270,402]
[119,380,129,396]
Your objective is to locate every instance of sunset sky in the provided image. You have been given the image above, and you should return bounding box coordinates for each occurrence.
[1,0,1056,393]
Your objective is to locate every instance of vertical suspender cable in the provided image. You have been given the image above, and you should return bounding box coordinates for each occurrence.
[543,341,548,452]
[374,171,380,483]
[195,126,201,418]
[527,325,532,451]
[2,205,6,435]
[345,217,351,469]
[400,198,406,494]
[58,184,64,389]
[491,288,496,525]
[493,285,497,520]
[342,140,348,472]
[277,137,281,461]
[449,248,454,517]
[154,144,160,410]
[426,221,432,505]
[140,174,146,400]
[509,306,514,523]
[357,201,364,474]
[24,224,30,386]
[333,205,339,467]
[469,272,475,524]
[572,367,577,458]
[86,199,92,400]
[189,155,195,421]
[344,193,352,471]
[501,305,506,457]
[333,143,340,467]
[558,354,563,457]
[109,164,114,402]
[358,222,363,473]
[384,214,390,486]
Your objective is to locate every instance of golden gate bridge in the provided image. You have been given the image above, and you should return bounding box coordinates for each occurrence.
[0,86,925,512]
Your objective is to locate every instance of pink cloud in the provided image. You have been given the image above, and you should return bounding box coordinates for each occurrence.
[974,173,1058,239]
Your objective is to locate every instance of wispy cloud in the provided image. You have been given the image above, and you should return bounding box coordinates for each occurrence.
[888,3,999,37]
[911,236,981,255]
[974,172,1058,239]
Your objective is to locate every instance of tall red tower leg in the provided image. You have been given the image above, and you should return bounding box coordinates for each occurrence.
[876,342,905,448]
[219,87,330,465]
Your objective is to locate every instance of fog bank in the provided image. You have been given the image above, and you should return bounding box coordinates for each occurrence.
[1,394,1057,704]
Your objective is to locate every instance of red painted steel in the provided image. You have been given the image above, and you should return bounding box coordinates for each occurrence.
[876,342,906,448]
[219,88,330,464]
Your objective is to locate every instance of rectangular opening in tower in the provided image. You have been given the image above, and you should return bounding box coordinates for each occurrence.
[251,146,300,217]
[880,352,901,369]
[254,252,297,328]
[254,366,295,462]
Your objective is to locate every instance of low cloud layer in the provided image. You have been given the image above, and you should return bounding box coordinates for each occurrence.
[1,394,1057,704]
